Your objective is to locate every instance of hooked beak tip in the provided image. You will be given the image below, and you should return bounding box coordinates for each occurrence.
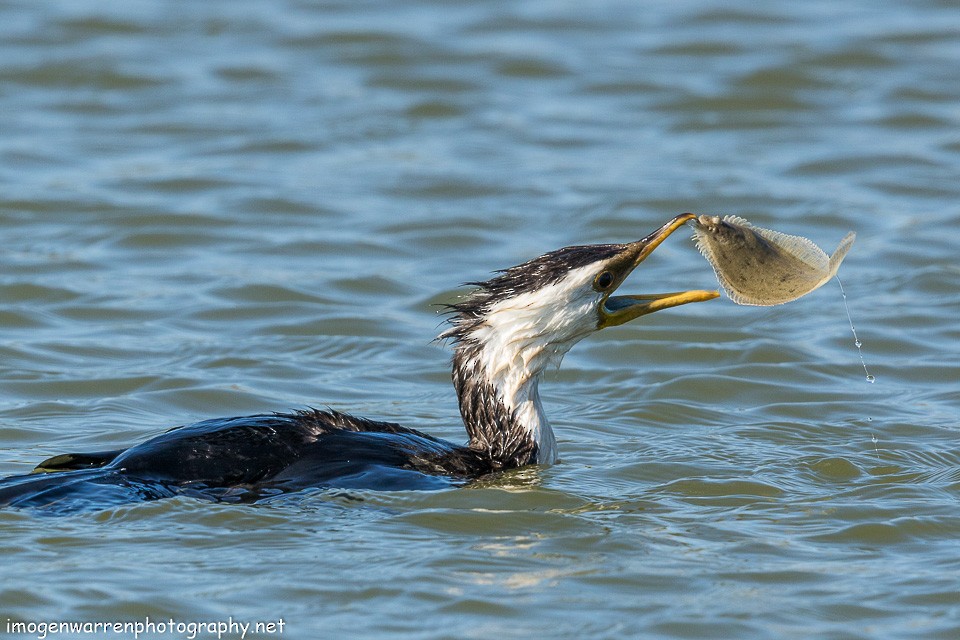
[598,213,716,329]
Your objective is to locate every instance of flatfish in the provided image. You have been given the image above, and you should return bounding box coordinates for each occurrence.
[691,214,856,306]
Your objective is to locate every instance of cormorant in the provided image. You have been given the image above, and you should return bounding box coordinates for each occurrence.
[0,214,717,511]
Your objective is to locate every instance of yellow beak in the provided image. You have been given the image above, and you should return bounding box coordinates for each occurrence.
[598,213,719,329]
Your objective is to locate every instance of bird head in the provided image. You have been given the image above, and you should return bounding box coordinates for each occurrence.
[443,213,719,363]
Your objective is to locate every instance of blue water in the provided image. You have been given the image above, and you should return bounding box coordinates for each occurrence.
[1,1,959,638]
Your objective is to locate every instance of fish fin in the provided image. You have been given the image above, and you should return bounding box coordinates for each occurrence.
[722,287,774,306]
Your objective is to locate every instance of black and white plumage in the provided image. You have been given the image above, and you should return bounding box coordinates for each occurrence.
[0,214,717,511]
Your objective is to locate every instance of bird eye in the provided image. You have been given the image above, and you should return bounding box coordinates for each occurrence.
[595,271,614,290]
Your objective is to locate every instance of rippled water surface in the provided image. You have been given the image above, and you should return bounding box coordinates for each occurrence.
[1,1,959,638]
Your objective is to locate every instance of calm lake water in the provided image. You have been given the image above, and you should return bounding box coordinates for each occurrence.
[1,1,959,638]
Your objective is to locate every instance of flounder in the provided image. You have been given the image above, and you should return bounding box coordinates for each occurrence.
[691,214,855,306]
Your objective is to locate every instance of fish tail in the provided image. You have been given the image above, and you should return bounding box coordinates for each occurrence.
[828,231,857,276]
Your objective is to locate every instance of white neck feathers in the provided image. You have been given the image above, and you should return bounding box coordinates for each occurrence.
[448,264,603,466]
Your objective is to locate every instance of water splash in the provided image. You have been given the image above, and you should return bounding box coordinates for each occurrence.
[837,277,874,383]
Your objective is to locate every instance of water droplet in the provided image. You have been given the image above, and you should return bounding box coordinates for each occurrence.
[837,278,873,384]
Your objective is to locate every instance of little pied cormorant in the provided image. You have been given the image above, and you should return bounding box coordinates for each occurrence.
[0,214,717,510]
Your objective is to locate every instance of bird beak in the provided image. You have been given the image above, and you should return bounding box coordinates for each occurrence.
[599,213,719,329]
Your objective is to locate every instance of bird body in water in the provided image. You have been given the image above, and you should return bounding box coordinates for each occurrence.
[0,214,717,511]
